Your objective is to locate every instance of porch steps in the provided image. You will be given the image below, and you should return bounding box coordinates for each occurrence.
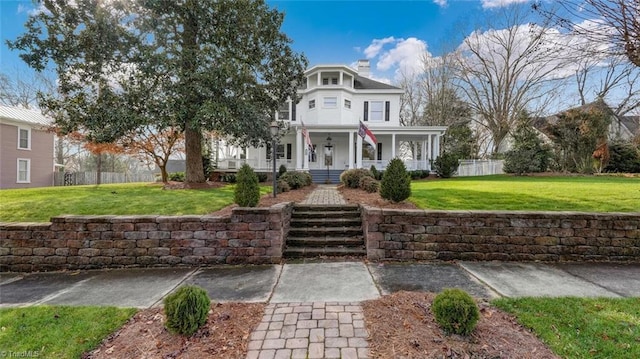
[309,169,344,184]
[284,204,366,258]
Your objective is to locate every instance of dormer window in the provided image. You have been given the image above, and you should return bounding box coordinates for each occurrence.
[322,77,338,85]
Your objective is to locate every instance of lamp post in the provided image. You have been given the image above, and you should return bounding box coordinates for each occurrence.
[269,121,279,198]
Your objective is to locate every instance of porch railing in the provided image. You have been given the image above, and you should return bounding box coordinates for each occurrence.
[363,160,431,171]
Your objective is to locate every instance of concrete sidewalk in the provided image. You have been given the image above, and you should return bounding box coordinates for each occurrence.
[3,261,639,308]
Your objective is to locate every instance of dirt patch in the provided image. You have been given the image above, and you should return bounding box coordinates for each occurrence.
[339,185,420,210]
[362,291,559,359]
[85,302,264,359]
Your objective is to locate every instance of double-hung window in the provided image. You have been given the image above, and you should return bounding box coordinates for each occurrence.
[18,127,30,150]
[323,97,337,108]
[363,101,391,122]
[17,159,30,183]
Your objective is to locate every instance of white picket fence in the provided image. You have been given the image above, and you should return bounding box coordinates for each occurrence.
[54,171,156,186]
[456,160,504,177]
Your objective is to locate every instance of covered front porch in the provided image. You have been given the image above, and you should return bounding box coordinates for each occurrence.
[214,124,447,173]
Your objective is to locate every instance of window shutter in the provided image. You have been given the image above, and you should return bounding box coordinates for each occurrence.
[291,101,296,121]
[385,101,390,121]
[377,143,383,161]
[286,143,292,160]
[266,143,271,160]
[364,101,369,121]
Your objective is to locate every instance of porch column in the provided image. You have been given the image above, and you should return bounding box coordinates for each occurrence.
[303,131,310,170]
[296,128,303,170]
[427,135,433,163]
[422,140,427,170]
[356,135,363,169]
[435,135,441,158]
[245,147,249,167]
[348,130,354,169]
[391,134,396,158]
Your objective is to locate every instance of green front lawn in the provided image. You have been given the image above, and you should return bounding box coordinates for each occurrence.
[0,183,237,222]
[411,175,640,212]
[0,306,136,358]
[494,297,640,359]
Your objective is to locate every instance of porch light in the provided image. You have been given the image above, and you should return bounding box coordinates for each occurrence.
[270,121,279,198]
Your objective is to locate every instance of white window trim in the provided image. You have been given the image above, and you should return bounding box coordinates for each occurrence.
[369,100,384,122]
[17,158,31,183]
[323,96,337,108]
[18,127,31,150]
[309,99,316,110]
[344,99,352,109]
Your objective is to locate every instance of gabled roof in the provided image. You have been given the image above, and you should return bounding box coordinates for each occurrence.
[620,116,640,135]
[354,75,401,90]
[0,105,52,127]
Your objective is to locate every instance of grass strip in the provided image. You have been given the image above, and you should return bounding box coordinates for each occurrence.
[0,305,137,358]
[493,297,640,359]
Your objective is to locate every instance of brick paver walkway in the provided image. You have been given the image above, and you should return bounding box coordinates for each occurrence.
[246,302,369,359]
[301,185,346,205]
[247,186,369,359]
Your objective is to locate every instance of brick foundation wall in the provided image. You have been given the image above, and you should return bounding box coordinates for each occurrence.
[0,203,293,272]
[363,207,640,262]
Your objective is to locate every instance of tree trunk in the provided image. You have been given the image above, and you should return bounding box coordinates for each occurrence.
[185,126,205,183]
[159,163,169,183]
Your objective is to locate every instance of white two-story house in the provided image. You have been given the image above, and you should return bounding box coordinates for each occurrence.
[216,60,447,180]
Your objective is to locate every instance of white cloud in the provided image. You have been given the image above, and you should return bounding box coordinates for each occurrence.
[481,0,530,9]
[363,37,396,59]
[433,0,447,7]
[363,37,429,80]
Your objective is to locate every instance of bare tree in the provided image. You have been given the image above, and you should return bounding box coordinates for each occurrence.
[398,70,425,127]
[0,70,56,109]
[535,0,640,67]
[574,55,640,115]
[454,6,567,154]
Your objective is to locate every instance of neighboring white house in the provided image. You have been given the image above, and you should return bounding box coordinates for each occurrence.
[215,60,448,178]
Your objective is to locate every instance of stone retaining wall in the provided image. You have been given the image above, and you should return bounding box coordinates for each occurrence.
[0,203,293,272]
[363,207,640,262]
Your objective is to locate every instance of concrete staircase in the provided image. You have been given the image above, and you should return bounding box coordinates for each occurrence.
[309,169,343,184]
[284,204,366,258]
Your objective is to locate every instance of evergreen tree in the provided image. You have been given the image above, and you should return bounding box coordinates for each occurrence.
[504,116,551,175]
[380,158,411,203]
[234,163,260,207]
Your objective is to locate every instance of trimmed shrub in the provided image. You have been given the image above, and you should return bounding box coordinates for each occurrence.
[340,168,373,188]
[277,179,290,193]
[234,164,260,207]
[169,172,185,182]
[359,176,379,193]
[164,285,211,336]
[410,170,422,180]
[380,158,411,202]
[605,141,640,173]
[433,153,459,178]
[370,165,381,180]
[431,288,479,336]
[503,120,551,175]
[222,173,236,183]
[256,172,268,183]
[279,171,311,189]
[278,164,288,178]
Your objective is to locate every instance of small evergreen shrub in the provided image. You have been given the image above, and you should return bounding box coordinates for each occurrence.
[359,176,379,193]
[433,153,459,178]
[380,158,411,202]
[503,120,551,175]
[340,168,373,188]
[164,285,211,336]
[410,170,422,180]
[256,172,268,182]
[169,172,185,182]
[234,164,260,207]
[277,179,290,193]
[605,141,640,173]
[431,288,479,336]
[370,165,380,180]
[278,164,288,178]
[279,171,310,189]
[222,173,236,183]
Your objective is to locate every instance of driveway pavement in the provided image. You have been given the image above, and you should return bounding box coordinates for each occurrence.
[2,261,638,308]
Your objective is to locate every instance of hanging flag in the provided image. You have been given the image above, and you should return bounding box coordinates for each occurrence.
[301,121,313,151]
[358,121,377,148]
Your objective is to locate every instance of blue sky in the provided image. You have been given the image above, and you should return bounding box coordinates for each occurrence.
[0,0,533,83]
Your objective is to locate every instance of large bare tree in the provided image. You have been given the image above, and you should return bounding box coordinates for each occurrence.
[454,5,567,154]
[535,0,640,67]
